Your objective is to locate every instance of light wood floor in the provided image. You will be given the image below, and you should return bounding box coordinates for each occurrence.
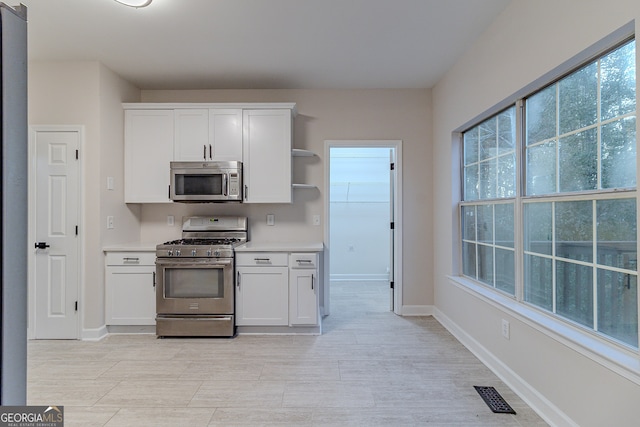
[28,281,548,426]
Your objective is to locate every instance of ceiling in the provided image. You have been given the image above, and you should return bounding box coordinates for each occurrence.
[23,0,511,90]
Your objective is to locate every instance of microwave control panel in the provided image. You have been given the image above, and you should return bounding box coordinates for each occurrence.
[228,173,240,196]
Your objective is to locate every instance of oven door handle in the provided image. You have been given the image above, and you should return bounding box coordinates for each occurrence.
[155,258,233,267]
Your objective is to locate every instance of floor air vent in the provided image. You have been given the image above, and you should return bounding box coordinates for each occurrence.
[473,386,516,414]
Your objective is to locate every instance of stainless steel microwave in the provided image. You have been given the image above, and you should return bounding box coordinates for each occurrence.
[170,161,242,202]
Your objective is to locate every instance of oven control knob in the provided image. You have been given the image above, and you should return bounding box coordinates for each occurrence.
[167,250,173,256]
[214,250,221,257]
[207,249,212,257]
[176,249,181,256]
[192,249,197,256]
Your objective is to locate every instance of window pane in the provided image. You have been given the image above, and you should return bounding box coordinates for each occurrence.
[559,128,597,192]
[478,245,494,285]
[464,128,479,166]
[556,200,593,263]
[601,116,637,189]
[597,198,637,270]
[598,269,638,347]
[524,254,553,310]
[527,85,556,144]
[464,164,479,201]
[556,260,594,328]
[461,205,477,242]
[498,107,516,154]
[497,153,516,198]
[496,248,515,294]
[477,204,493,243]
[495,203,514,248]
[479,117,497,161]
[601,40,636,122]
[479,159,497,199]
[559,63,597,134]
[524,202,552,255]
[526,141,556,195]
[462,242,476,278]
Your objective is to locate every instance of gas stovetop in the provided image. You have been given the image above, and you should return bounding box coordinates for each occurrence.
[156,216,247,258]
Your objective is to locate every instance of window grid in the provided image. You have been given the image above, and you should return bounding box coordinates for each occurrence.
[461,38,638,349]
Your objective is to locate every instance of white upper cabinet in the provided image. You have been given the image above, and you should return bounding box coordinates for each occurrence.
[174,109,209,161]
[124,103,295,204]
[124,109,173,203]
[209,109,243,161]
[174,108,242,161]
[242,109,293,203]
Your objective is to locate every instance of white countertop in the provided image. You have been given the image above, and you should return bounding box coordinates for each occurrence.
[235,242,324,252]
[103,243,157,252]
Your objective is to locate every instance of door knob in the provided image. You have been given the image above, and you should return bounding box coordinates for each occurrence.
[34,242,50,249]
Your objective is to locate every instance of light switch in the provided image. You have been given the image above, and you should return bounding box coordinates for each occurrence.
[267,214,275,226]
[106,216,114,229]
[106,176,114,190]
[167,215,175,226]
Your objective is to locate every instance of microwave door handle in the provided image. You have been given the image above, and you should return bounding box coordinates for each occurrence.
[223,173,228,196]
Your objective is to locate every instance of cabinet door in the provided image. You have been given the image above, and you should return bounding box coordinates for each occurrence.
[124,109,174,203]
[105,267,156,325]
[209,109,242,161]
[174,109,210,161]
[236,266,289,326]
[289,268,318,326]
[242,109,292,203]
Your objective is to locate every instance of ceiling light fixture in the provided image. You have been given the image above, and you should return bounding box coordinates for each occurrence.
[114,0,153,8]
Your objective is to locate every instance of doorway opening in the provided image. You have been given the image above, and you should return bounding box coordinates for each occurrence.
[323,140,402,319]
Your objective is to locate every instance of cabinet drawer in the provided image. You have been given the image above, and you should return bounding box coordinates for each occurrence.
[289,253,318,269]
[106,252,156,266]
[236,252,288,267]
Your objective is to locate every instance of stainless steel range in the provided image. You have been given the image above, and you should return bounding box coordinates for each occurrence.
[155,216,247,337]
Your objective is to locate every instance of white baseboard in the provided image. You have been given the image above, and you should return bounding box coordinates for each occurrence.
[81,325,108,341]
[401,305,434,316]
[433,307,578,427]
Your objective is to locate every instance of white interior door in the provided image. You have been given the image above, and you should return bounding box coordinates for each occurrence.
[389,149,396,311]
[31,127,80,339]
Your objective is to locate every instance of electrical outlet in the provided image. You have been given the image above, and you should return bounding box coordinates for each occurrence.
[501,319,510,340]
[106,215,114,229]
[267,214,275,226]
[167,215,175,226]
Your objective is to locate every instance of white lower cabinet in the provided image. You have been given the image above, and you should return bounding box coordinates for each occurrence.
[105,252,156,325]
[235,251,321,329]
[289,253,319,326]
[236,253,289,326]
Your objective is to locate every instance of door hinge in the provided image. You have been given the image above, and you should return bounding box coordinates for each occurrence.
[390,222,395,230]
[75,301,78,311]
[390,162,395,171]
[390,281,394,289]
[75,149,79,160]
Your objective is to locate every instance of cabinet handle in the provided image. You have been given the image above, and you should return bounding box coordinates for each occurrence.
[123,257,139,263]
[209,144,212,159]
[296,259,312,264]
[311,273,314,290]
[203,144,207,160]
[244,185,248,200]
[254,258,271,264]
[237,271,240,289]
[153,271,156,289]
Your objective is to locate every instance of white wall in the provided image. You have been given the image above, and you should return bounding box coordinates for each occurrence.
[140,89,433,307]
[29,61,140,331]
[330,147,390,281]
[432,1,640,426]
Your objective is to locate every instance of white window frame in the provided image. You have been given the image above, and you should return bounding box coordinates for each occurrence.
[451,22,640,382]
